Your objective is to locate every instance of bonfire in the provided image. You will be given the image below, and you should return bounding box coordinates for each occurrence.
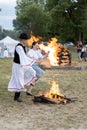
[28,35,71,67]
[33,81,76,104]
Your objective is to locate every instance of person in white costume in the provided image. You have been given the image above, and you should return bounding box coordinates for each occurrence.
[8,33,37,102]
[27,41,49,79]
[3,46,9,57]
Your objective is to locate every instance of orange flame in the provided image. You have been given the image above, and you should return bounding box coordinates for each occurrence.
[39,37,64,66]
[38,81,67,103]
[27,35,42,46]
[45,81,64,98]
[27,35,71,66]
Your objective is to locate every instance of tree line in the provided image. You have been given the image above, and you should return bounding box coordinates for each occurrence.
[1,0,87,44]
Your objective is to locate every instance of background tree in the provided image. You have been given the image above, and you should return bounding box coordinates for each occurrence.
[13,0,87,44]
[46,0,87,44]
[13,0,51,39]
[0,29,18,40]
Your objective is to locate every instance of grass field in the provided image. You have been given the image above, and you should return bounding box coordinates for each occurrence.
[0,48,87,130]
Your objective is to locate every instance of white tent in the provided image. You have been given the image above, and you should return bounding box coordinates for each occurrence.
[0,36,19,57]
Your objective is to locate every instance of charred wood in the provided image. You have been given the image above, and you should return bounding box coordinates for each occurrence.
[33,95,77,104]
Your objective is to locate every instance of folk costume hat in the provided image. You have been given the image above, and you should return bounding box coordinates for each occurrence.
[19,33,29,40]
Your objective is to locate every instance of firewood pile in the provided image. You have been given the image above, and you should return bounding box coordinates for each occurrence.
[57,47,71,66]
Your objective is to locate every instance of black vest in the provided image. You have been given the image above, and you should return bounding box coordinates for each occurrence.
[13,43,26,64]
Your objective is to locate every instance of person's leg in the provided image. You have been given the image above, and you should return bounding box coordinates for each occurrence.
[78,52,82,61]
[26,77,36,96]
[26,84,34,96]
[14,92,23,102]
[32,63,44,79]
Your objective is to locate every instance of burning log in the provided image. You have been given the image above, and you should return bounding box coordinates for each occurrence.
[33,95,77,104]
[57,48,71,66]
[33,95,58,104]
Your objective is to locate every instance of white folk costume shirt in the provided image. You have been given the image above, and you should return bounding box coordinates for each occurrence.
[8,44,36,92]
[27,49,44,60]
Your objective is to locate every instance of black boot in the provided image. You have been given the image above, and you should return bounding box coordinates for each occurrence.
[14,92,23,102]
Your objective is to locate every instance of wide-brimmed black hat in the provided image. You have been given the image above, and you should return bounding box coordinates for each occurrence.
[19,33,29,40]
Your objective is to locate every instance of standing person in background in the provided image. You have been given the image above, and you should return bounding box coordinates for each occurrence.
[0,46,2,57]
[81,46,85,59]
[8,33,37,102]
[27,41,49,80]
[76,41,83,62]
[3,46,9,57]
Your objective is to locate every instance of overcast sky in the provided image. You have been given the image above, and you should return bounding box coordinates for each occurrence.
[0,0,16,30]
[0,0,78,31]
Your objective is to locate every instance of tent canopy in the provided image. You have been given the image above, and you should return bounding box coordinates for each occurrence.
[0,36,19,52]
[0,36,19,45]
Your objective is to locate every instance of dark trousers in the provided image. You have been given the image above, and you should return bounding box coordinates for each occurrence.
[14,92,20,100]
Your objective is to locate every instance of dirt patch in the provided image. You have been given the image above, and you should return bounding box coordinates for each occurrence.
[0,88,87,130]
